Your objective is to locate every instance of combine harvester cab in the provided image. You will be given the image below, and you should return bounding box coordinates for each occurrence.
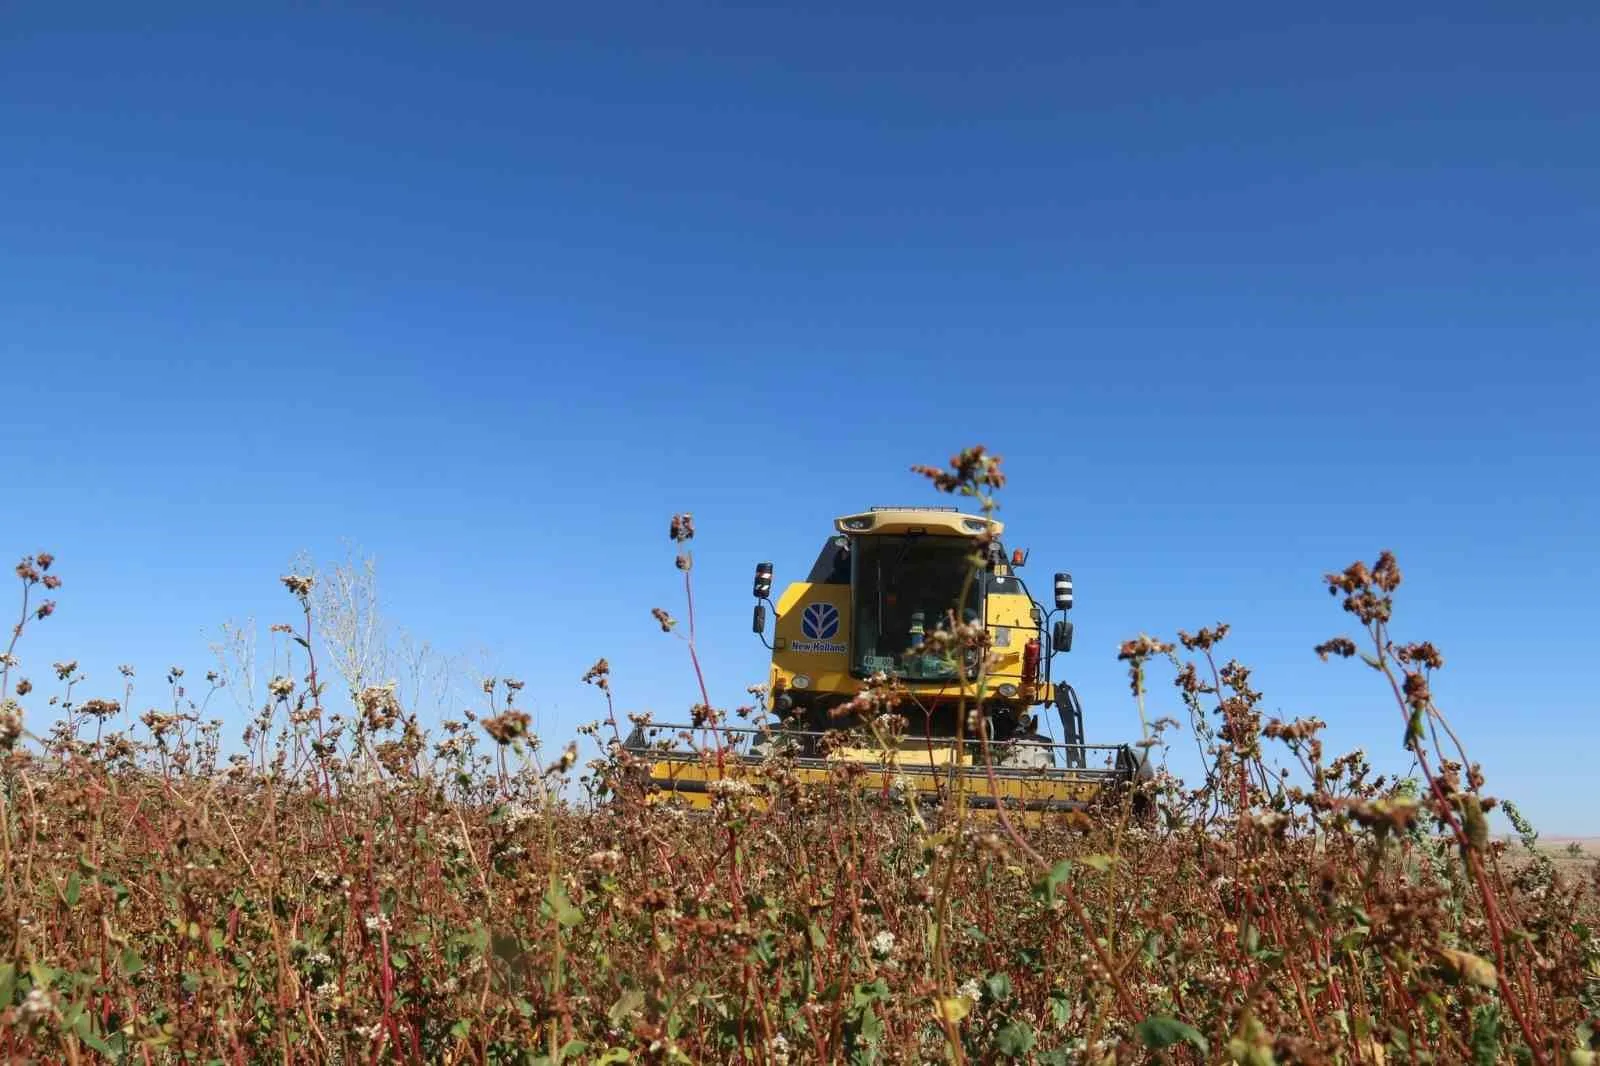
[621,506,1153,823]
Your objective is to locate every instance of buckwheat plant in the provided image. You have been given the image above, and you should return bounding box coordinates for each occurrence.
[0,453,1594,1065]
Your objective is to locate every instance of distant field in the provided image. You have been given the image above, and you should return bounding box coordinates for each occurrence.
[1489,834,1600,879]
[1538,837,1600,850]
[1531,836,1600,872]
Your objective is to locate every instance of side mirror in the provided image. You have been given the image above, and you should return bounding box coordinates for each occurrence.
[1054,572,1073,612]
[753,562,773,599]
[1052,619,1074,653]
[752,603,767,634]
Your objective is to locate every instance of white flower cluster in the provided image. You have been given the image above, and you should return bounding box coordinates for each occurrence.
[584,849,624,870]
[19,987,54,1024]
[505,801,539,829]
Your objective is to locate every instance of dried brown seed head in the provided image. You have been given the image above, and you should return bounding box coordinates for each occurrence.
[481,709,531,745]
[1313,637,1358,661]
[281,574,315,597]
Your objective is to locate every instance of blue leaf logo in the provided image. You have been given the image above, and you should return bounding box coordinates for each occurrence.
[801,602,840,640]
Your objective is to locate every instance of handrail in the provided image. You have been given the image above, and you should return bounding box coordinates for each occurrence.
[622,722,1124,752]
[619,722,1136,779]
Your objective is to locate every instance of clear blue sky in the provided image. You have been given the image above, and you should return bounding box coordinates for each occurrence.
[4,2,1596,833]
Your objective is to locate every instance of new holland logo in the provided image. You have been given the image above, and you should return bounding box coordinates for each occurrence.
[801,602,839,640]
[791,602,846,654]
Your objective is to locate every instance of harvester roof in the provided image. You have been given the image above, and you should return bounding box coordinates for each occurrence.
[834,507,1003,538]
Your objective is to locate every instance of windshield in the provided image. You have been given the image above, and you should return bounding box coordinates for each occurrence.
[850,535,983,681]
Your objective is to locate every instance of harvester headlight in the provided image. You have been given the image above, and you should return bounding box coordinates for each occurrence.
[791,674,811,690]
[753,562,773,599]
[962,518,988,533]
[996,683,1018,698]
[840,515,874,531]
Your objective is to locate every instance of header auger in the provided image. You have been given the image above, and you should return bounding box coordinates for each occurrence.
[621,505,1153,824]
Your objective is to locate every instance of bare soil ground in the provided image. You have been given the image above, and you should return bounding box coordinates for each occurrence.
[1509,835,1600,876]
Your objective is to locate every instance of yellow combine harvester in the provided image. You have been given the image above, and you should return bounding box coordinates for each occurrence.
[621,506,1152,822]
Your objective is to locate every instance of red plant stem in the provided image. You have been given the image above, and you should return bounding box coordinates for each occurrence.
[970,720,1148,1026]
[680,566,730,771]
[676,549,773,1055]
[299,601,335,804]
[1367,620,1547,1065]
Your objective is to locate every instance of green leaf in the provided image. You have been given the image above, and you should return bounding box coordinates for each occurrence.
[542,882,583,928]
[749,930,778,967]
[558,1039,589,1062]
[120,946,144,977]
[1469,1004,1501,1066]
[608,988,646,1028]
[854,1005,883,1044]
[1034,859,1072,903]
[1078,853,1114,872]
[72,1013,117,1056]
[491,932,525,965]
[0,963,15,1005]
[1135,1015,1210,1054]
[852,979,889,1009]
[995,1021,1036,1057]
[65,871,81,907]
[1047,990,1071,1030]
[449,1019,471,1041]
[983,972,1012,1004]
[595,1051,632,1065]
[1404,705,1425,748]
